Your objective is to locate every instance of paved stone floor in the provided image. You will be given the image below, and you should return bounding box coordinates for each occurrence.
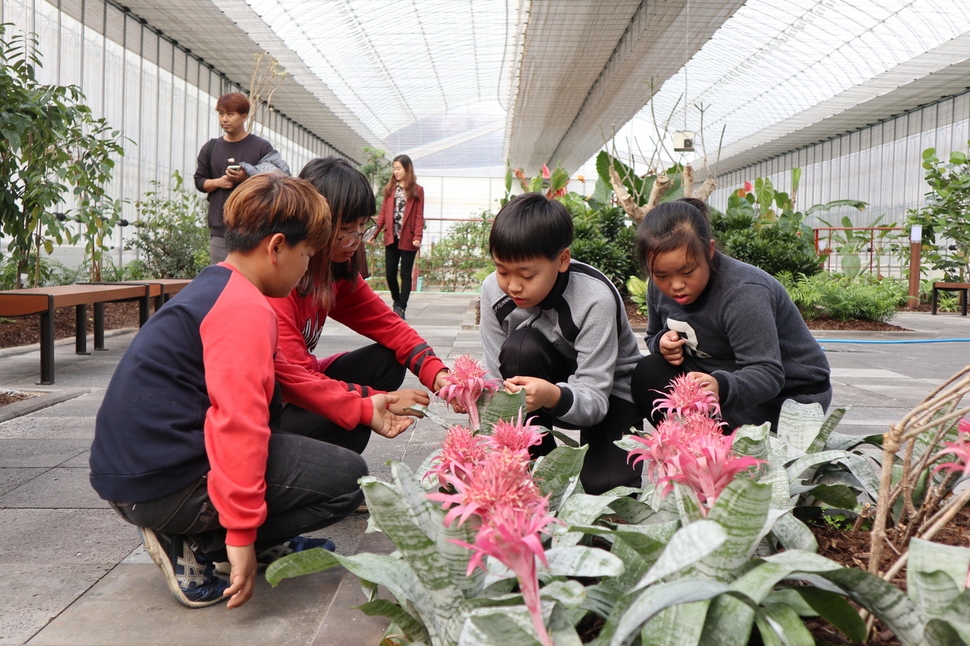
[0,291,968,645]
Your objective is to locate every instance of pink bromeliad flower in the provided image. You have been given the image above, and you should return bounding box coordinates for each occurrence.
[669,432,763,515]
[429,447,538,527]
[436,355,502,430]
[652,373,722,419]
[458,503,558,646]
[489,411,544,455]
[933,418,970,479]
[630,374,762,513]
[428,424,487,487]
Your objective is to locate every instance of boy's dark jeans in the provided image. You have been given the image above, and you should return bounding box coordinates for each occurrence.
[499,327,643,495]
[110,433,366,559]
[278,343,406,454]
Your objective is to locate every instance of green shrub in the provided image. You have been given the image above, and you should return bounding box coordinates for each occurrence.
[564,195,638,295]
[778,272,908,322]
[711,208,822,278]
[414,210,493,292]
[124,172,209,278]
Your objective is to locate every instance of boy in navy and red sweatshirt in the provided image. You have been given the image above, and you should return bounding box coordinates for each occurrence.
[90,175,411,609]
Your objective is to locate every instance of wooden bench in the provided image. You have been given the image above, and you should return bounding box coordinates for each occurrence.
[0,283,153,384]
[91,279,192,316]
[931,281,970,316]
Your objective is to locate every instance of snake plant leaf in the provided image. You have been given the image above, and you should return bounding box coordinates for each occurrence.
[640,601,708,646]
[266,549,417,614]
[698,595,755,646]
[793,587,867,643]
[803,483,862,509]
[907,538,970,619]
[554,492,634,546]
[360,475,471,643]
[770,512,818,552]
[923,617,968,646]
[390,461,486,598]
[606,495,660,524]
[692,478,771,581]
[776,399,826,453]
[808,407,848,453]
[532,444,587,513]
[731,422,771,462]
[935,586,970,643]
[542,545,625,579]
[356,598,431,644]
[634,520,727,591]
[785,450,880,501]
[459,602,582,646]
[603,577,737,646]
[548,427,580,447]
[537,579,587,608]
[819,568,924,646]
[479,388,526,433]
[755,603,814,646]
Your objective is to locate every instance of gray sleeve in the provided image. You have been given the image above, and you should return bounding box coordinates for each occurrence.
[479,274,506,382]
[710,283,786,409]
[240,150,291,177]
[551,286,620,427]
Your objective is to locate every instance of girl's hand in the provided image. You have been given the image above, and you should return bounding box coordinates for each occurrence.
[686,371,719,399]
[413,239,422,247]
[368,394,415,438]
[503,376,560,412]
[386,388,431,415]
[658,329,686,366]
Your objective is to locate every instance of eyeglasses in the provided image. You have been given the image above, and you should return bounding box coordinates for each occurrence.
[337,220,375,248]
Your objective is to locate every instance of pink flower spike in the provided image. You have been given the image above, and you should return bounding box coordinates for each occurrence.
[932,419,970,479]
[670,432,763,515]
[458,504,559,646]
[541,164,550,179]
[489,411,544,454]
[428,424,487,487]
[437,356,502,430]
[744,181,753,192]
[652,374,721,420]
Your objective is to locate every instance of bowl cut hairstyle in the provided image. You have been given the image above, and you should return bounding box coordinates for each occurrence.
[489,193,574,262]
[223,175,332,257]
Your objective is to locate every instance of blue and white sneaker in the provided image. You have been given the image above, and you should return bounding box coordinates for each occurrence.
[214,535,336,576]
[138,527,229,608]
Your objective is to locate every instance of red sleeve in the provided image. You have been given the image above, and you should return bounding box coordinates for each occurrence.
[268,290,374,430]
[412,185,424,242]
[200,273,275,547]
[330,275,446,390]
[375,194,391,236]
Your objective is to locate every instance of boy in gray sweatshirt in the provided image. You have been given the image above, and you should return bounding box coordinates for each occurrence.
[480,193,644,494]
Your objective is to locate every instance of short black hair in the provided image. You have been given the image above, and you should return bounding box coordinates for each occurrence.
[489,193,573,262]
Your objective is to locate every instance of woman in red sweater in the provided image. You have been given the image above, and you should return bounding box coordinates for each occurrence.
[269,157,450,454]
[373,154,424,319]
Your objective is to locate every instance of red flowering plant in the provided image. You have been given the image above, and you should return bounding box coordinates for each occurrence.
[627,374,763,516]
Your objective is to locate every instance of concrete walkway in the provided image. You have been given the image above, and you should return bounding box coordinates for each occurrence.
[0,291,968,645]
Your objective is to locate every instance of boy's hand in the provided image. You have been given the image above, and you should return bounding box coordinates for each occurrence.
[658,329,686,366]
[686,371,720,399]
[503,376,560,413]
[369,394,415,438]
[224,543,257,609]
[386,388,430,415]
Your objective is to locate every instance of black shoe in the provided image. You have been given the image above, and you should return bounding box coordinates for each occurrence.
[139,527,229,608]
[393,303,406,319]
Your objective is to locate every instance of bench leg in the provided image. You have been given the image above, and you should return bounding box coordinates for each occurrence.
[76,305,89,355]
[39,307,55,385]
[932,288,939,315]
[963,289,968,317]
[140,296,152,325]
[94,303,107,349]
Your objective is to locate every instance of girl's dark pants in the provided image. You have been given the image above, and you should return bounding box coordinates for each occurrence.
[384,239,417,310]
[499,327,643,495]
